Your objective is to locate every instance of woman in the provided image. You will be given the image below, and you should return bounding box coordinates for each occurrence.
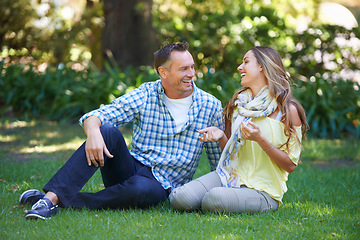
[169,46,308,213]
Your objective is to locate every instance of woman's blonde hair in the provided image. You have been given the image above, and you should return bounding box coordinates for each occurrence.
[224,46,308,149]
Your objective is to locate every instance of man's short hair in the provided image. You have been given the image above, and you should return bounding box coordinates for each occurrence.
[154,42,189,74]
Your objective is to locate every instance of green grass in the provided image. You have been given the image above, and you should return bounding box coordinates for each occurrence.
[0,119,359,239]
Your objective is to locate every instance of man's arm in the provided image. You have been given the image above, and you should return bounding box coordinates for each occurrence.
[83,116,113,167]
[79,82,150,167]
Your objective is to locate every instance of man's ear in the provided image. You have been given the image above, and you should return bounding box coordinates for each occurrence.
[158,66,167,78]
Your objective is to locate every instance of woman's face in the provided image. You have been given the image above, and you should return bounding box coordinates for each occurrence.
[237,50,266,89]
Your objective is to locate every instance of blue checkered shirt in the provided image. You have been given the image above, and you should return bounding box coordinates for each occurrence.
[79,80,224,189]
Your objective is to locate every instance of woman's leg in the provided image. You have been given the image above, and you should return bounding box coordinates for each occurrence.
[201,186,278,213]
[169,171,222,211]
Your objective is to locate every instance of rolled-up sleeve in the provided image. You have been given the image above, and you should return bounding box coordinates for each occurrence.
[79,86,147,127]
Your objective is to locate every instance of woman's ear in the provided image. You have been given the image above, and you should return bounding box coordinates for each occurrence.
[158,66,167,78]
[259,65,263,72]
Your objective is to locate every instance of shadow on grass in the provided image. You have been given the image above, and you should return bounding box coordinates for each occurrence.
[0,118,133,164]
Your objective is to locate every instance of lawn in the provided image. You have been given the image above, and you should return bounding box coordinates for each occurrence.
[0,119,359,239]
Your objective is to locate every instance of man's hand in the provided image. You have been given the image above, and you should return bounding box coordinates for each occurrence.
[83,116,113,167]
[85,129,113,167]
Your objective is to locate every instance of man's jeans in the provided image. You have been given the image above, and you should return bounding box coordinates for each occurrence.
[43,124,169,209]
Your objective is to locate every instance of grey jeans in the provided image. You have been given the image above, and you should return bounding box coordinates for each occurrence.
[169,171,278,213]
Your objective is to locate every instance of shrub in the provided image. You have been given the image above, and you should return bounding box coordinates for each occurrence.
[1,61,359,139]
[293,77,360,139]
[0,62,157,121]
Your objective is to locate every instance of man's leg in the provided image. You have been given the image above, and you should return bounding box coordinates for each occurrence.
[42,124,140,207]
[25,123,162,219]
[66,164,169,209]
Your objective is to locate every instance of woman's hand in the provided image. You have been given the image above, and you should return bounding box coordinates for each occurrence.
[198,127,228,150]
[198,127,224,142]
[242,120,296,173]
[241,121,263,142]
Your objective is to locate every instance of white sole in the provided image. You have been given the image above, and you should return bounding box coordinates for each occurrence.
[25,213,49,220]
[19,189,41,204]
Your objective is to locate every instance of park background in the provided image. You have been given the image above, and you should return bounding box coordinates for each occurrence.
[1,0,360,239]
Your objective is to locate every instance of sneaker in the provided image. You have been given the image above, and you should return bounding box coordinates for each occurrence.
[19,189,45,205]
[25,198,58,220]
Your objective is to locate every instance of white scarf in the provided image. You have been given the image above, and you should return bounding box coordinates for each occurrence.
[216,85,277,187]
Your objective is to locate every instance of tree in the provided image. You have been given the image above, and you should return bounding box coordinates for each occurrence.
[0,0,39,57]
[102,0,158,69]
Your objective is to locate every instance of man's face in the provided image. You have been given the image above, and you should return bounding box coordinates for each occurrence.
[160,50,195,99]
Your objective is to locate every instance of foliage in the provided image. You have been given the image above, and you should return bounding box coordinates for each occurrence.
[151,0,360,139]
[1,0,360,138]
[293,77,360,138]
[0,61,157,121]
[0,0,39,50]
[1,60,360,138]
[153,0,292,73]
[0,0,103,66]
[152,0,360,80]
[288,24,360,79]
[0,119,359,239]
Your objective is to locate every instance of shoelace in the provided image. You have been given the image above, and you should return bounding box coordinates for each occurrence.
[31,199,49,210]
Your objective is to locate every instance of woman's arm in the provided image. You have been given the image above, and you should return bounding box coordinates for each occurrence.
[241,104,301,173]
[198,127,228,150]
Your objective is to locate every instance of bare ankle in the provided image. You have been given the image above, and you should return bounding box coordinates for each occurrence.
[44,191,59,205]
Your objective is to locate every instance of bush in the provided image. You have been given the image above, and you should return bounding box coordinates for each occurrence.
[1,61,359,139]
[293,77,360,139]
[0,62,158,121]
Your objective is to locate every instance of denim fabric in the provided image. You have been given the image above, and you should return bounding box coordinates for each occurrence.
[43,124,168,210]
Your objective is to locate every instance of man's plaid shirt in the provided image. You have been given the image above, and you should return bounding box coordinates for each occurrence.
[79,80,223,190]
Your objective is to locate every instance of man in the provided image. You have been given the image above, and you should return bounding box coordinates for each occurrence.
[19,42,224,219]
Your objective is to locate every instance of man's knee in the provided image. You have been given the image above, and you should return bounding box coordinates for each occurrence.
[99,123,127,148]
[128,177,167,208]
[100,123,119,136]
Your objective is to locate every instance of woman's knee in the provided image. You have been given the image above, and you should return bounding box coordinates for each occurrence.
[201,187,233,213]
[169,180,208,211]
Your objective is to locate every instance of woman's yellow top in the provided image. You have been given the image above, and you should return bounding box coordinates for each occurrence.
[226,117,302,204]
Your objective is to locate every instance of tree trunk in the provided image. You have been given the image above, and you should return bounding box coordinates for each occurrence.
[102,0,158,69]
